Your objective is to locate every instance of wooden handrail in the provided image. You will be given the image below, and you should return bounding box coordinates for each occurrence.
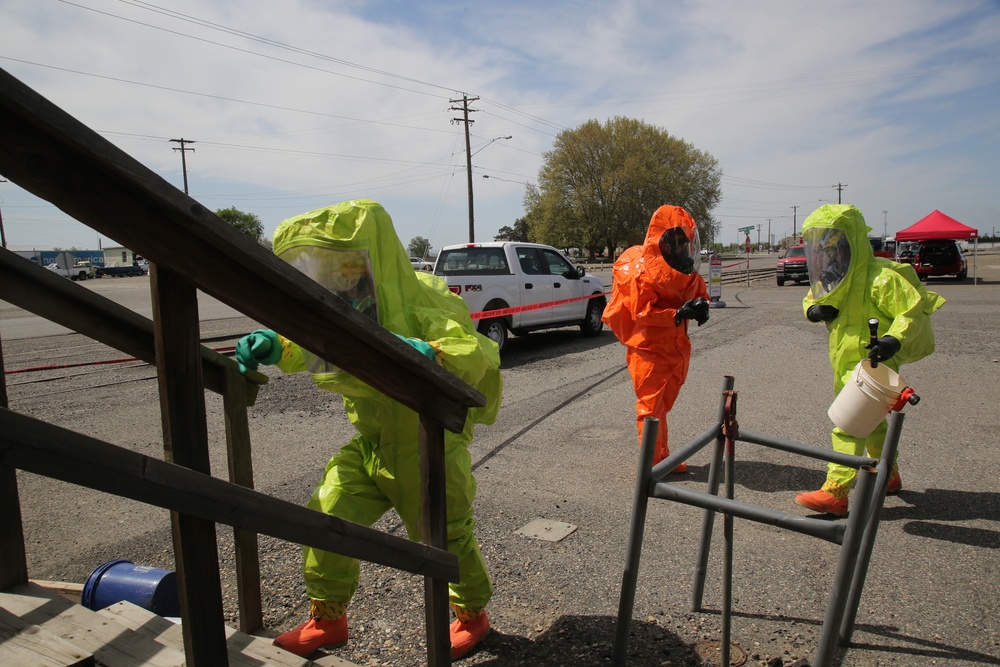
[0,248,269,398]
[0,64,465,665]
[0,65,482,434]
[0,408,460,583]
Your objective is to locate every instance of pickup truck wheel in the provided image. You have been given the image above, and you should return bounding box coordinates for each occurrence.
[580,298,604,337]
[478,318,508,352]
[776,277,785,286]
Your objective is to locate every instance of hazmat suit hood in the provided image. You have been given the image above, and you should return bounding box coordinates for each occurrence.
[602,205,709,350]
[801,204,870,312]
[642,205,702,277]
[272,199,502,426]
[802,204,945,383]
[273,200,422,336]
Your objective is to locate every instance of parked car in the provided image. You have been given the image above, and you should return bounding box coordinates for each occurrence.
[45,263,90,281]
[869,237,896,258]
[409,256,433,272]
[73,261,98,279]
[776,244,808,286]
[913,240,967,281]
[895,241,920,265]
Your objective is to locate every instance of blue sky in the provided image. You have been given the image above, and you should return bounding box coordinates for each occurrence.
[1,0,998,253]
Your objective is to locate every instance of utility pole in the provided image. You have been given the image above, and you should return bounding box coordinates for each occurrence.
[833,182,848,204]
[767,218,771,252]
[170,138,196,195]
[449,96,479,243]
[883,210,888,239]
[791,206,798,240]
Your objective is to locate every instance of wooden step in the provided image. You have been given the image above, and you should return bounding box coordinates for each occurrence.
[0,604,95,666]
[1,581,359,667]
[98,601,359,667]
[99,601,308,667]
[0,582,186,666]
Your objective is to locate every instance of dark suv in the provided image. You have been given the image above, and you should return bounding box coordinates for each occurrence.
[913,240,967,281]
[776,244,808,286]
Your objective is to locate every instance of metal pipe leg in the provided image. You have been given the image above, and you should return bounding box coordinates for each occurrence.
[814,465,877,667]
[612,417,659,667]
[721,433,736,667]
[691,376,735,611]
[840,412,904,644]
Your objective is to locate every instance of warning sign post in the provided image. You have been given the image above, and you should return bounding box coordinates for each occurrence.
[708,254,725,308]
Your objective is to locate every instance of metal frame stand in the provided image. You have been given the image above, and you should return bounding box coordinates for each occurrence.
[612,375,903,667]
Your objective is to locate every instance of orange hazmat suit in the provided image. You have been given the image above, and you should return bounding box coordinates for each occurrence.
[602,205,710,466]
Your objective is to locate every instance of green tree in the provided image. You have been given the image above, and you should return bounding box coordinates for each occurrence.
[408,236,432,259]
[494,217,532,242]
[216,206,264,241]
[524,117,722,259]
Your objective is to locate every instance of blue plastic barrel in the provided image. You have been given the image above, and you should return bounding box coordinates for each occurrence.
[81,559,180,617]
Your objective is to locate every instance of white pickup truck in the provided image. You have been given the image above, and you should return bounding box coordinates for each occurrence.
[45,262,91,281]
[433,242,606,352]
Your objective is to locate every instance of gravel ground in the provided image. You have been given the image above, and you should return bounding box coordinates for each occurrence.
[6,255,1000,667]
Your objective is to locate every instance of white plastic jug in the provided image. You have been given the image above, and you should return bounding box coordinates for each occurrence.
[828,359,907,438]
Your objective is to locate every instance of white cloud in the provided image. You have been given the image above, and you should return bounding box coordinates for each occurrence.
[1,0,998,252]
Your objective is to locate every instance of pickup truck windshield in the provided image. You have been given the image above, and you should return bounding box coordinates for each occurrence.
[435,247,510,275]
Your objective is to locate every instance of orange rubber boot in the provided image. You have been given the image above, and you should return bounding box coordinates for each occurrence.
[887,472,902,494]
[671,461,688,474]
[794,489,848,516]
[450,611,490,660]
[273,615,348,657]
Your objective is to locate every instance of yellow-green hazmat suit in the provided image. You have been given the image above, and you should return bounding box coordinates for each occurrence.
[269,200,502,619]
[801,204,944,496]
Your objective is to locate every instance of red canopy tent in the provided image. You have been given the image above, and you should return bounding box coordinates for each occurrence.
[896,210,978,241]
[896,210,979,283]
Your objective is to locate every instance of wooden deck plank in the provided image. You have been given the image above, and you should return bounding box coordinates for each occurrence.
[0,606,94,666]
[99,601,355,667]
[0,583,185,667]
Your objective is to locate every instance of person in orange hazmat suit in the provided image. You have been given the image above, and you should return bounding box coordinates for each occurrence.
[602,205,710,471]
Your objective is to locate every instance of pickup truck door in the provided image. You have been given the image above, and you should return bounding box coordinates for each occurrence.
[538,248,586,323]
[513,246,554,326]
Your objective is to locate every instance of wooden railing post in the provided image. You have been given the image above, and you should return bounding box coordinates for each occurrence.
[0,327,28,591]
[223,366,264,633]
[420,415,451,666]
[151,266,229,666]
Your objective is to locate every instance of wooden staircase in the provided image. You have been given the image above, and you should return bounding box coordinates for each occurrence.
[0,582,358,667]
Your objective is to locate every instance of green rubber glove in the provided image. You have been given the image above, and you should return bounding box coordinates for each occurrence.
[394,333,437,361]
[235,329,282,374]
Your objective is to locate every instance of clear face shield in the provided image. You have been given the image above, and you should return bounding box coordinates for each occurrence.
[277,245,378,374]
[802,227,851,297]
[658,226,701,275]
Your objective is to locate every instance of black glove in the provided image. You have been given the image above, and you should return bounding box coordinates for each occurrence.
[806,304,840,322]
[866,335,900,363]
[675,297,710,326]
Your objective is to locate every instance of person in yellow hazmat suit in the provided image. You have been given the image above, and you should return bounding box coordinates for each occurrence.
[796,204,944,516]
[602,205,710,472]
[235,200,502,660]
